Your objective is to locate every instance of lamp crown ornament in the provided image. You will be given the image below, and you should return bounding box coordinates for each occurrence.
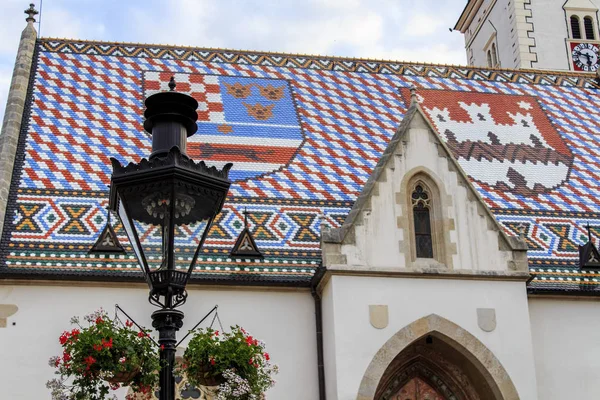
[25,3,38,23]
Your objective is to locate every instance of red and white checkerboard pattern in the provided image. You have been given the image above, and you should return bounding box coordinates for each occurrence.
[145,71,225,122]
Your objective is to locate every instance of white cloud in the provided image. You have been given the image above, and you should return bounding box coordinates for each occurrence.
[403,14,444,36]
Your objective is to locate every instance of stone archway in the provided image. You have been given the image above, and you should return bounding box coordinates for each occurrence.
[357,314,519,400]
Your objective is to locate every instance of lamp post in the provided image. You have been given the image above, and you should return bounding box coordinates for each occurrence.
[109,77,232,400]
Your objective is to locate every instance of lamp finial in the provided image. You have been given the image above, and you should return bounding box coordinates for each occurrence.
[168,76,176,92]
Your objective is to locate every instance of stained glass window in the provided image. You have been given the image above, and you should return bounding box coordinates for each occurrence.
[412,185,434,259]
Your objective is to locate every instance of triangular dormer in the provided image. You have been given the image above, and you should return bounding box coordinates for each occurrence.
[90,212,125,253]
[322,93,528,276]
[579,224,600,270]
[230,209,263,258]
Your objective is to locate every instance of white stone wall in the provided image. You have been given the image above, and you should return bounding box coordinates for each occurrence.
[338,113,517,273]
[0,284,318,399]
[462,0,528,69]
[529,0,573,70]
[529,297,600,399]
[322,275,539,400]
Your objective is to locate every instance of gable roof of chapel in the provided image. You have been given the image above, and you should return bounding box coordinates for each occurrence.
[2,37,600,293]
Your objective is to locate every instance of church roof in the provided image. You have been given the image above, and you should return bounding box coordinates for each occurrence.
[2,37,600,293]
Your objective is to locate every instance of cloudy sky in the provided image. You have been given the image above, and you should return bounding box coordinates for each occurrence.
[0,0,468,122]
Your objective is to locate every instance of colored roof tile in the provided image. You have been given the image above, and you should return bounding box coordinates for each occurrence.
[2,38,600,290]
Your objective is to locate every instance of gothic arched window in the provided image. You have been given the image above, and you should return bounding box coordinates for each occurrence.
[571,15,582,39]
[584,16,595,39]
[491,43,498,67]
[486,50,493,68]
[412,185,434,258]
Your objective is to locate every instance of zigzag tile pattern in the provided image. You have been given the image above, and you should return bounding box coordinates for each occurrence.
[3,39,600,288]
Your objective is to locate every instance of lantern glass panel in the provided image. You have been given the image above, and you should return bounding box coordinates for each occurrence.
[115,179,215,277]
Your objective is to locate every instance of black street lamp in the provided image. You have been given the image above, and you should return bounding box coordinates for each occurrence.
[109,77,232,400]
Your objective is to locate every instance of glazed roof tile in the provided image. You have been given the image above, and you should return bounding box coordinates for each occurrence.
[2,37,600,291]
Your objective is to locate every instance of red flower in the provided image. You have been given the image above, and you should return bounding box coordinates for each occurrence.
[125,320,133,328]
[59,331,70,345]
[102,338,113,349]
[70,329,80,339]
[248,358,254,365]
[84,356,96,370]
[254,362,259,368]
[160,344,165,351]
[54,359,60,367]
[95,316,103,325]
[93,344,103,351]
[63,352,71,362]
[253,339,258,346]
[138,331,146,338]
[214,330,219,336]
[264,352,270,361]
[246,336,254,346]
[110,383,120,391]
[210,357,215,366]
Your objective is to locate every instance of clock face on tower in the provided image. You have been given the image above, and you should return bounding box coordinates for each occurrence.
[570,42,600,72]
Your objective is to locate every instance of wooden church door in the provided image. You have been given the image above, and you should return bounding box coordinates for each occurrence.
[391,377,446,400]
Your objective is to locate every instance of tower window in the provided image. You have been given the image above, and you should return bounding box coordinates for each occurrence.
[571,15,582,39]
[584,16,595,40]
[412,185,433,258]
[487,50,493,68]
[491,43,498,67]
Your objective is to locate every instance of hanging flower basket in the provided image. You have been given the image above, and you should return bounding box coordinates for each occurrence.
[46,309,159,400]
[104,366,141,384]
[182,326,278,400]
[193,360,225,386]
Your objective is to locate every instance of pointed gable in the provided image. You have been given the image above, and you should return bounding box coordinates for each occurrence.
[579,224,600,270]
[230,209,263,258]
[323,101,528,276]
[90,215,125,254]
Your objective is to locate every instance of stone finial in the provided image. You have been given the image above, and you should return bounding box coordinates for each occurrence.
[409,85,418,106]
[24,3,38,23]
[168,76,176,91]
[243,207,249,228]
